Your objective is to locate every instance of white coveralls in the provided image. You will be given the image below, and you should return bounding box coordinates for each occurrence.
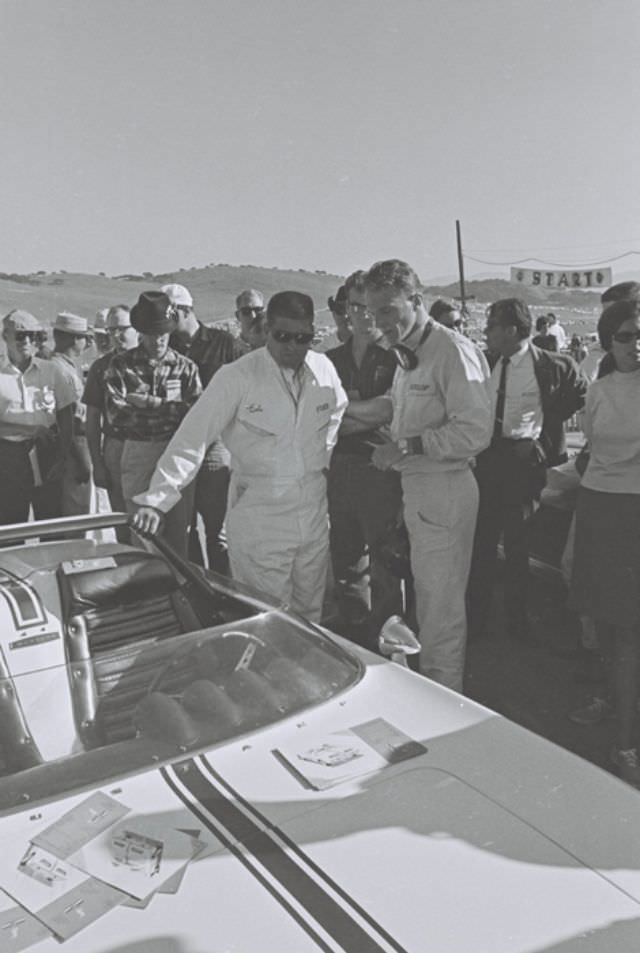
[134,347,347,621]
[391,322,491,692]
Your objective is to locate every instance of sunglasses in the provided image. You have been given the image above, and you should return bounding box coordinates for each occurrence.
[14,331,46,343]
[612,330,640,343]
[239,306,265,318]
[270,329,315,345]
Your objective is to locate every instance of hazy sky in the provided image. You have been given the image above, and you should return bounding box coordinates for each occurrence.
[1,0,639,280]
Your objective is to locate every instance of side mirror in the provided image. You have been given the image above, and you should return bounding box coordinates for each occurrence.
[377,616,421,666]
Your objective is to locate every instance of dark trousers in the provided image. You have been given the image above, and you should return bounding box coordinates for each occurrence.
[188,465,231,575]
[327,453,403,649]
[0,439,62,528]
[467,440,542,635]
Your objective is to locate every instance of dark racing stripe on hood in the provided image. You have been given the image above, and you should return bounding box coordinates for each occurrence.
[162,758,408,953]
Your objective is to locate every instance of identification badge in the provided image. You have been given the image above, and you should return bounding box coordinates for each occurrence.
[164,379,181,402]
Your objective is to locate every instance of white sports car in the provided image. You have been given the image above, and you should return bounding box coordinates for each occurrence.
[0,514,638,953]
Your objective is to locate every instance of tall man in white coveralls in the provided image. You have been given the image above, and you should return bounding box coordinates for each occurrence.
[132,291,347,622]
[365,260,491,692]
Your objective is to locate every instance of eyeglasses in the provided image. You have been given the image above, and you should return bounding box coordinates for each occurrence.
[612,330,640,343]
[14,331,45,343]
[347,301,369,314]
[239,306,265,318]
[270,329,315,345]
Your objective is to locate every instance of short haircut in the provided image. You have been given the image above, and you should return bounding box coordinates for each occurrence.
[487,298,532,339]
[235,288,264,309]
[365,259,422,297]
[535,315,549,332]
[601,281,640,305]
[597,298,640,350]
[429,299,458,321]
[344,270,368,297]
[546,312,557,322]
[327,284,347,315]
[266,291,314,325]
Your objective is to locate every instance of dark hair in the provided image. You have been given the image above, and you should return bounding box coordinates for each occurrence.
[365,259,422,297]
[600,281,640,305]
[327,285,347,316]
[546,312,557,323]
[344,270,368,297]
[487,298,532,339]
[535,315,549,332]
[429,299,457,321]
[597,298,640,351]
[266,291,314,325]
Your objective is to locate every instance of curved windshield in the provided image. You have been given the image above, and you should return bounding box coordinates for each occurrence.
[0,609,361,813]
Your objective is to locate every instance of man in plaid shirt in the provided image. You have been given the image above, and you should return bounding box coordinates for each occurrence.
[104,290,201,555]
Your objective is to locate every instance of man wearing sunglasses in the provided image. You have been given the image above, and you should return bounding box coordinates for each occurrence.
[133,291,347,622]
[0,310,75,526]
[163,283,243,574]
[235,289,267,354]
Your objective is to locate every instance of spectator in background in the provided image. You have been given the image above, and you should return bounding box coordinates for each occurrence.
[93,309,111,356]
[104,291,201,557]
[546,312,567,350]
[467,298,587,641]
[429,298,464,331]
[569,334,588,364]
[235,289,266,354]
[132,291,347,622]
[365,260,491,693]
[50,312,93,516]
[164,282,244,574]
[327,284,352,343]
[532,315,558,351]
[326,270,403,648]
[0,310,74,525]
[569,300,640,786]
[84,305,137,538]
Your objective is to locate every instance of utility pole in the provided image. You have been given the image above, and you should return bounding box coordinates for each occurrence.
[455,219,468,316]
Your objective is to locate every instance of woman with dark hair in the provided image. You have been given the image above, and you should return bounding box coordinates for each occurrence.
[569,299,640,785]
[532,315,558,351]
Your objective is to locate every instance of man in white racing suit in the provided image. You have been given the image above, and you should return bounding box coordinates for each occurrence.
[132,291,347,621]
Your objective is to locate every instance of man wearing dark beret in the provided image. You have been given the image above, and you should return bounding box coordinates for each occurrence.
[103,291,202,556]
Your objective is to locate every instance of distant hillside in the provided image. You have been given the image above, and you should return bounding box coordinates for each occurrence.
[423,278,601,311]
[0,264,345,328]
[0,265,601,343]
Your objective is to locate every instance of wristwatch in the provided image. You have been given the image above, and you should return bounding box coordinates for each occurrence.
[398,437,423,456]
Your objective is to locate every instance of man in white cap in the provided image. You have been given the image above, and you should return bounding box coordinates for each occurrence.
[93,308,111,356]
[0,310,75,525]
[235,289,267,354]
[104,291,201,556]
[162,283,243,573]
[132,291,347,622]
[50,312,94,515]
[84,305,137,538]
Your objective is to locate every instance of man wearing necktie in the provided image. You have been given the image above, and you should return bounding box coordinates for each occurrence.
[467,298,587,640]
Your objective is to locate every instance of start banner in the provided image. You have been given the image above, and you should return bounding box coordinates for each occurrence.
[510,267,612,290]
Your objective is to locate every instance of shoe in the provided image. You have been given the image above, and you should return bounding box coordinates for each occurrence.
[568,696,613,725]
[610,747,640,787]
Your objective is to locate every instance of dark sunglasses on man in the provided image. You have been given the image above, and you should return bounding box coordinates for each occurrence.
[239,305,265,318]
[14,331,48,344]
[270,329,315,345]
[613,329,640,343]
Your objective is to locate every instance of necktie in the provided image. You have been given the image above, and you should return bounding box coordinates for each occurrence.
[492,357,510,443]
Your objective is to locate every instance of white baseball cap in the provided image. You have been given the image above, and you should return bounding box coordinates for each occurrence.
[160,283,193,308]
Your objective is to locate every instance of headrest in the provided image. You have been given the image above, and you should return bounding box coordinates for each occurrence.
[59,551,178,611]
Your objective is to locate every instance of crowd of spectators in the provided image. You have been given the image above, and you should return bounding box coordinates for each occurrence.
[1,268,638,782]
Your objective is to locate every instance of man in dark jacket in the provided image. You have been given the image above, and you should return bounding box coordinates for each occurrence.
[467,297,587,640]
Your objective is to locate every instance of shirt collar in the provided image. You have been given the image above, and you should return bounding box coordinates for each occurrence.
[506,339,531,368]
[1,355,41,375]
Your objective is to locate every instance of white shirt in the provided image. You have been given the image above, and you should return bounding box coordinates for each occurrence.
[582,368,640,494]
[548,323,567,349]
[391,321,491,475]
[579,343,606,383]
[135,347,348,513]
[490,341,543,440]
[0,357,75,441]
